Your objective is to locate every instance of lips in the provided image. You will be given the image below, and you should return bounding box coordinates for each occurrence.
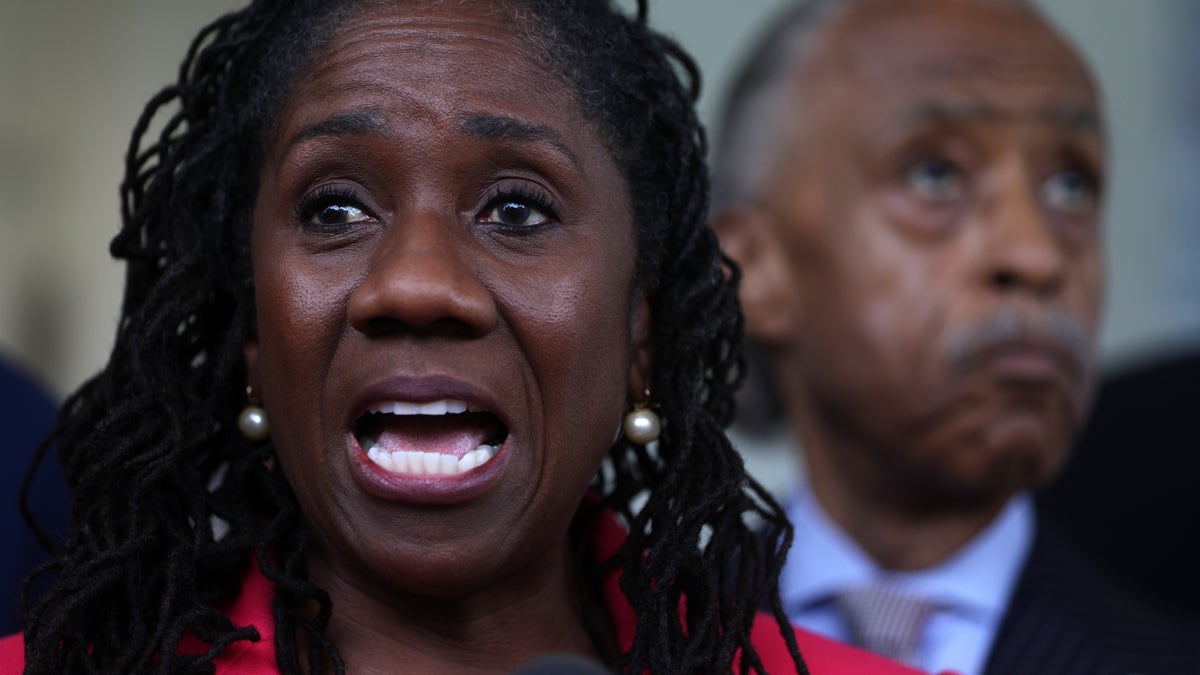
[971,338,1080,383]
[354,398,509,477]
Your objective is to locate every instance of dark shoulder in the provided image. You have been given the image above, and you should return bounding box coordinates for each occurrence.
[988,511,1200,675]
[1040,349,1200,622]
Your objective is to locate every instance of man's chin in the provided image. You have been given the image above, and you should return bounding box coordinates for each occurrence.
[930,444,1067,508]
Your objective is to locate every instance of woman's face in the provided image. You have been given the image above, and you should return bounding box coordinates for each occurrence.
[246,2,650,598]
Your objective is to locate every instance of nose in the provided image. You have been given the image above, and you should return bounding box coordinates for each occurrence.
[981,166,1067,298]
[348,212,498,337]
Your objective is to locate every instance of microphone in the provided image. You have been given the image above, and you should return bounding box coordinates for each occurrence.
[510,654,614,674]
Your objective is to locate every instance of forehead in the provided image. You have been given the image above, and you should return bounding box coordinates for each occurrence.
[269,1,592,151]
[803,0,1101,131]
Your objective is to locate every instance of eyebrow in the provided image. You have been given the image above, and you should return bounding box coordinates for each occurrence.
[284,111,388,153]
[460,114,584,171]
[901,100,1104,136]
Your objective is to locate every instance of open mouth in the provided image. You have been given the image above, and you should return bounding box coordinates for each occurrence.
[354,399,508,477]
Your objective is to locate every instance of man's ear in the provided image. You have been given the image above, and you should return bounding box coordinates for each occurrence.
[713,206,802,347]
[627,294,654,401]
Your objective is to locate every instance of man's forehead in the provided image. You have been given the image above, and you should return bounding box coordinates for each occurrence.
[877,97,1104,141]
[794,0,1101,134]
[810,0,1095,94]
[854,65,1102,144]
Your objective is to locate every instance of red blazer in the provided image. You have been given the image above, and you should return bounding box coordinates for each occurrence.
[1,512,927,674]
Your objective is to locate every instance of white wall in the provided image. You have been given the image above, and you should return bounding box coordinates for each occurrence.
[0,0,241,396]
[2,1,1197,401]
[1035,0,1200,364]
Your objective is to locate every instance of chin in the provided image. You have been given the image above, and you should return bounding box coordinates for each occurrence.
[944,437,1069,506]
[335,536,518,600]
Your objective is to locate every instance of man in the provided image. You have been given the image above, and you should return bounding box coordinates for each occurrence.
[712,1,1200,674]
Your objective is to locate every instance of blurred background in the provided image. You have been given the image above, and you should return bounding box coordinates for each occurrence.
[2,1,1198,492]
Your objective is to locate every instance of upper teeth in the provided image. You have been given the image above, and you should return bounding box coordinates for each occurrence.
[366,398,478,416]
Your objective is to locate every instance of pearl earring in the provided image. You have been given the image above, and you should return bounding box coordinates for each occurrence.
[623,389,661,445]
[238,386,270,442]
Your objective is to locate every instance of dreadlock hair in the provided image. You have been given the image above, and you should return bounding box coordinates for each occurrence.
[19,1,806,673]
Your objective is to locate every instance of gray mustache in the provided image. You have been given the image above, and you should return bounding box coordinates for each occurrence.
[944,307,1093,375]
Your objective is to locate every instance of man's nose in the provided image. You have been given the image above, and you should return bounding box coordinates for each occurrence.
[979,165,1067,298]
[347,211,499,337]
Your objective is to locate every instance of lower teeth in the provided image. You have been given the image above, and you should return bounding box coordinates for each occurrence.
[366,444,498,476]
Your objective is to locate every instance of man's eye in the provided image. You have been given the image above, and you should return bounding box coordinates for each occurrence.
[906,159,965,201]
[1042,170,1098,214]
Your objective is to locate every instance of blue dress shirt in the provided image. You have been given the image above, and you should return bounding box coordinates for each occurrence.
[780,482,1034,675]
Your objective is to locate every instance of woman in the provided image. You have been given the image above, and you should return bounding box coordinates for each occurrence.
[4,1,921,673]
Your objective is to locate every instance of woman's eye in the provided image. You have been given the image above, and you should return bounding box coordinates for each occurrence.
[1042,170,1098,215]
[310,203,370,228]
[906,159,965,202]
[480,197,554,229]
[295,187,375,232]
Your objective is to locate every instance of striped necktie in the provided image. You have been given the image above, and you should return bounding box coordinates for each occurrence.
[836,583,937,666]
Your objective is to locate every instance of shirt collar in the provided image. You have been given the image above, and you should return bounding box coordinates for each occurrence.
[780,481,1034,622]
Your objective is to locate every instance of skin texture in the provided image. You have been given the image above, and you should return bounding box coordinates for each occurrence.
[717,0,1105,569]
[244,3,652,671]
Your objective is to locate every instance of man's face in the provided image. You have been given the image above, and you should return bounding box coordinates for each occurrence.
[754,0,1105,503]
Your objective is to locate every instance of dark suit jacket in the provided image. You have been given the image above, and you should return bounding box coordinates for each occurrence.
[755,501,1200,674]
[1040,349,1200,623]
[984,512,1200,675]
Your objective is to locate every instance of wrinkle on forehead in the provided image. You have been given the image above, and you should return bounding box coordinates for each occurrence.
[797,0,1102,143]
[274,4,578,129]
[311,4,566,88]
[880,99,1105,141]
[812,0,1096,89]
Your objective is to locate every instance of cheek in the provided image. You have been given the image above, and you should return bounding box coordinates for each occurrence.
[510,258,633,461]
[256,268,319,379]
[251,243,352,446]
[803,238,949,387]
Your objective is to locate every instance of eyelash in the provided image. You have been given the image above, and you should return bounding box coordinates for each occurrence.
[293,182,562,235]
[294,185,373,232]
[479,183,560,229]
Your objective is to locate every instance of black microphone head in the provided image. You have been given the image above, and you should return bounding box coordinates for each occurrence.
[509,654,613,675]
